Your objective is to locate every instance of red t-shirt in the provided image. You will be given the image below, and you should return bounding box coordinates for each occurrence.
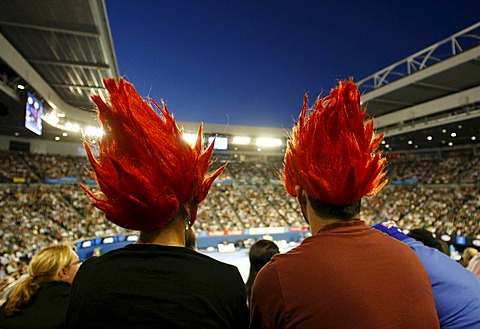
[250,220,440,329]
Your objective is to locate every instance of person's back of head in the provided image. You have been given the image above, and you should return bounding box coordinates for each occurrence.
[462,247,479,267]
[3,243,76,316]
[246,239,279,302]
[407,229,449,255]
[69,78,248,329]
[281,79,387,224]
[82,78,226,236]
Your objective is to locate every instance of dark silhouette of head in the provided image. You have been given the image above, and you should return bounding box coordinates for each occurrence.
[408,228,449,256]
[246,239,280,303]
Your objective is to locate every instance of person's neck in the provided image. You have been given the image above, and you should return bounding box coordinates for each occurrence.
[137,216,186,247]
[310,216,360,235]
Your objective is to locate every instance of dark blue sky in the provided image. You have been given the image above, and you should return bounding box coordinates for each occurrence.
[105,0,478,128]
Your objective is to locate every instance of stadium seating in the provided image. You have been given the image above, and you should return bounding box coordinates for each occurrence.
[1,151,479,295]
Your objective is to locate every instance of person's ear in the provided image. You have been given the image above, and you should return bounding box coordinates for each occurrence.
[295,185,310,225]
[295,186,307,207]
[58,267,68,281]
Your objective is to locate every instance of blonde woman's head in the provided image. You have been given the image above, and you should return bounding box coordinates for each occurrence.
[3,243,81,316]
[29,243,80,284]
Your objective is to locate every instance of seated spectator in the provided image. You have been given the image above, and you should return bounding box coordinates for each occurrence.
[408,228,448,255]
[468,253,480,279]
[462,247,479,268]
[249,79,439,328]
[373,221,480,329]
[0,243,80,329]
[65,78,248,328]
[245,239,279,304]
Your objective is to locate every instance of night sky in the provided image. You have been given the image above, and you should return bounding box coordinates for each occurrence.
[105,0,479,128]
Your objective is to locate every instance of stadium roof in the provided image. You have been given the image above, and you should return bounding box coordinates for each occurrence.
[0,1,479,153]
[358,22,480,153]
[0,0,118,142]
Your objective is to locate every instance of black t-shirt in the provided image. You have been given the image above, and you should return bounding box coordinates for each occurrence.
[66,244,249,329]
[0,281,71,329]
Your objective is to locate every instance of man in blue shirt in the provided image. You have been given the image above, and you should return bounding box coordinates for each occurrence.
[372,221,480,329]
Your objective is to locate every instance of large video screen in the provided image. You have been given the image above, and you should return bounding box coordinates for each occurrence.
[25,92,43,135]
[208,136,228,150]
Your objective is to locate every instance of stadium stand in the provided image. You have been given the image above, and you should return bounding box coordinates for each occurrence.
[1,150,479,301]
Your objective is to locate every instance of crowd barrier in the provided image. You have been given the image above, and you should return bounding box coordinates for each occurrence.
[74,227,479,261]
[74,227,310,260]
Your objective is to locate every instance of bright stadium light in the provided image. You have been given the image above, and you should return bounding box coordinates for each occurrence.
[231,136,251,145]
[43,112,60,126]
[256,137,282,147]
[182,133,198,144]
[64,122,80,132]
[84,126,104,138]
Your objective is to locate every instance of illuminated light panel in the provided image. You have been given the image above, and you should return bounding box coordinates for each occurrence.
[441,235,451,242]
[85,126,104,138]
[64,122,80,132]
[256,137,282,147]
[182,133,198,144]
[231,136,251,145]
[43,112,60,126]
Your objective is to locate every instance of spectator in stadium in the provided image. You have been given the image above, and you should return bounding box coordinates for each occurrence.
[408,228,449,255]
[468,253,480,279]
[249,79,440,328]
[245,239,279,304]
[372,220,480,328]
[0,243,80,329]
[462,247,479,268]
[65,78,248,328]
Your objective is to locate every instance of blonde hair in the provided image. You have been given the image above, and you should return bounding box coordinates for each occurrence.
[3,243,74,316]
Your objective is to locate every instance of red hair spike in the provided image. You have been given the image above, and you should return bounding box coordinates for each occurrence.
[282,78,387,206]
[82,78,226,231]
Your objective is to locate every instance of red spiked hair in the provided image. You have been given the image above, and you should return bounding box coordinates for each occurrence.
[82,78,226,231]
[282,79,387,206]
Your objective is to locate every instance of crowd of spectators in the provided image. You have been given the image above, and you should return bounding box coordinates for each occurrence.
[1,150,479,295]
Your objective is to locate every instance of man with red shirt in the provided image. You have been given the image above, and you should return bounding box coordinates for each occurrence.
[249,79,440,329]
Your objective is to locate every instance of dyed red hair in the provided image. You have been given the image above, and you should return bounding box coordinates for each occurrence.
[82,78,226,231]
[282,79,387,206]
